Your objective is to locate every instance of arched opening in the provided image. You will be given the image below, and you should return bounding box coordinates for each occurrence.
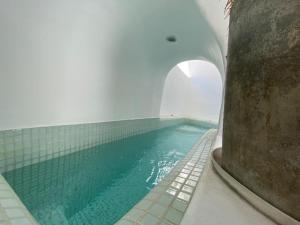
[160,60,223,125]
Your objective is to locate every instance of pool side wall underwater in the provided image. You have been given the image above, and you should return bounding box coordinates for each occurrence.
[0,118,216,225]
[116,129,217,225]
[0,118,216,174]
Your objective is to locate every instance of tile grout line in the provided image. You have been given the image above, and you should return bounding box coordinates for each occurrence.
[0,122,217,225]
[116,129,217,225]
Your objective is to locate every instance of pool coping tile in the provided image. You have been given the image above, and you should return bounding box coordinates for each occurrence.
[117,129,217,225]
[0,176,38,225]
[0,127,217,225]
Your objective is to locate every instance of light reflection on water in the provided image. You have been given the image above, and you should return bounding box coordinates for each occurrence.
[4,125,207,225]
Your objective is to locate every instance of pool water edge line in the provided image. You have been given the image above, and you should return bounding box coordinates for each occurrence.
[211,148,300,225]
[0,175,38,225]
[0,127,216,225]
[0,117,216,174]
[116,129,218,225]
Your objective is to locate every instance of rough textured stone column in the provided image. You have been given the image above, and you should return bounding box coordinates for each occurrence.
[222,0,300,220]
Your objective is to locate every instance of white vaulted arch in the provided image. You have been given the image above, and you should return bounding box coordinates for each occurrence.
[0,0,228,130]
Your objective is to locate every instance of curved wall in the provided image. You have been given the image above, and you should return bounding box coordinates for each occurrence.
[0,0,228,130]
[223,0,300,220]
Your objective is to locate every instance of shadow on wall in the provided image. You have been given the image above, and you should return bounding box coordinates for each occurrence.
[160,60,223,124]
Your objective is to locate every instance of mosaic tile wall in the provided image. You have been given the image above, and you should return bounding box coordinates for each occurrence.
[0,118,186,173]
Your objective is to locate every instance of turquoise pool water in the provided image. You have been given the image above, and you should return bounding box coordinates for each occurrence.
[4,124,208,225]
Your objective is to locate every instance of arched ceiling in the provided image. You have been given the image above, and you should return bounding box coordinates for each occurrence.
[0,0,229,129]
[113,0,229,78]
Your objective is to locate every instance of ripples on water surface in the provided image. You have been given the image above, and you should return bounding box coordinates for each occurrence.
[4,125,208,225]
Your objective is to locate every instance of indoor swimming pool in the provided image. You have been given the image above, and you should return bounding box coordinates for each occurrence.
[3,124,208,225]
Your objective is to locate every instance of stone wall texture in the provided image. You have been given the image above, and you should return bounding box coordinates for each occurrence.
[222,0,300,220]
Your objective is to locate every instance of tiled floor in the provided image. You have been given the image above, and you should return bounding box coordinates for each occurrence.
[0,176,37,225]
[116,129,217,225]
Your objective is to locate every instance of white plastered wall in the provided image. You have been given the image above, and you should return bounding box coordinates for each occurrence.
[0,0,228,132]
[160,60,223,124]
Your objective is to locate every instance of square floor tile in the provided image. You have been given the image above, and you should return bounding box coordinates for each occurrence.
[181,169,191,174]
[182,185,193,194]
[185,180,196,187]
[171,181,182,190]
[177,192,191,202]
[166,188,177,196]
[178,173,188,179]
[195,165,204,169]
[193,168,202,172]
[165,208,183,225]
[126,208,145,221]
[191,171,201,177]
[184,165,193,170]
[149,203,168,218]
[187,162,195,166]
[140,214,159,225]
[136,199,153,210]
[172,199,188,212]
[175,177,185,184]
[157,194,173,206]
[189,175,199,181]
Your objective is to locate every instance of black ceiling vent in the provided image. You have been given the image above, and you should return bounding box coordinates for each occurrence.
[166,36,177,42]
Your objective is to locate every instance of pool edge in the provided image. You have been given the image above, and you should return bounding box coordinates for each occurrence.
[115,129,217,225]
[0,123,217,225]
[0,175,38,225]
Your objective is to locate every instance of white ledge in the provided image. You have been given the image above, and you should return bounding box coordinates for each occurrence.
[211,149,300,225]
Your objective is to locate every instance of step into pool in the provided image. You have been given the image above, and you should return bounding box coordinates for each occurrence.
[3,124,209,225]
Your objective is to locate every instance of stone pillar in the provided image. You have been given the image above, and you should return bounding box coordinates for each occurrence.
[222,0,300,220]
